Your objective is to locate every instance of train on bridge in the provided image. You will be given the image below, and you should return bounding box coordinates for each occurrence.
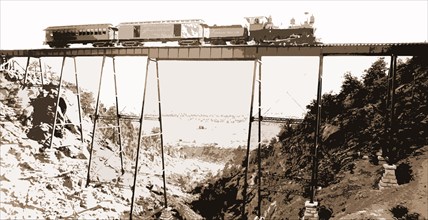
[44,14,320,48]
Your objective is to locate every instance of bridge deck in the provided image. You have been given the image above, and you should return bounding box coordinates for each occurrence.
[1,43,427,60]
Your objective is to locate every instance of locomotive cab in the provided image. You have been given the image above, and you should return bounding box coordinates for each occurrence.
[245,16,270,31]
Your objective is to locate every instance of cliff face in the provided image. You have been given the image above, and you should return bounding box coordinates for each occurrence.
[0,64,222,219]
[191,56,428,219]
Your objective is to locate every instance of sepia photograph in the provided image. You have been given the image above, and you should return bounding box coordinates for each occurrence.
[0,0,427,219]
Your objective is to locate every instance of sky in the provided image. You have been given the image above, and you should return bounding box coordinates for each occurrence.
[1,1,427,117]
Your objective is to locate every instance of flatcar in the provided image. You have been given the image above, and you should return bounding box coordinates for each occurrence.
[44,14,319,48]
[44,24,117,48]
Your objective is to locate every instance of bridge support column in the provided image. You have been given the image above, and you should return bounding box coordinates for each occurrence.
[306,52,323,212]
[382,54,397,165]
[256,59,262,219]
[303,201,319,220]
[112,57,125,175]
[130,58,167,219]
[378,164,398,189]
[86,56,106,187]
[155,59,168,208]
[242,58,262,219]
[86,56,125,185]
[22,56,46,87]
[72,57,84,144]
[379,54,399,189]
[49,57,84,149]
[23,56,30,85]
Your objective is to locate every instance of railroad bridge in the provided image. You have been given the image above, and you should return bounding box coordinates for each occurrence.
[1,43,427,59]
[1,43,427,219]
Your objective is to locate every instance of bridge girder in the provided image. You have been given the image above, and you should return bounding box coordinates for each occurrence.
[1,43,427,60]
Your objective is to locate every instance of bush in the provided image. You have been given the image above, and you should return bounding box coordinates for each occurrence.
[318,205,333,220]
[395,162,413,184]
[390,205,408,219]
[80,91,95,117]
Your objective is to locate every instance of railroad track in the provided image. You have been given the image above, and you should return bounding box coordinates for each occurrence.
[1,42,427,60]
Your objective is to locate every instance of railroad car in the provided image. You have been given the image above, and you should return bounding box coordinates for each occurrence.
[204,25,248,45]
[44,14,319,48]
[245,16,317,45]
[117,19,205,46]
[44,24,117,48]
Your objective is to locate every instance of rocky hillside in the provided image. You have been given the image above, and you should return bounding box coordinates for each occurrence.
[191,56,428,219]
[0,63,225,219]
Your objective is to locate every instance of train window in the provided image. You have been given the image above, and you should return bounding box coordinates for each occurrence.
[133,25,140,38]
[103,28,107,35]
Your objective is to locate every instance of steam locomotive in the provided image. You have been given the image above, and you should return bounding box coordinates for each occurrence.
[44,15,319,48]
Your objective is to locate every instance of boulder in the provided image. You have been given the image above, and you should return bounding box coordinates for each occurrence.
[27,123,51,142]
[321,124,340,142]
[0,88,9,100]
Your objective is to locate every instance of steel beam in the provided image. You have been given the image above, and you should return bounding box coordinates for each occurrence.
[49,56,66,149]
[130,57,151,219]
[155,60,168,207]
[1,43,427,60]
[242,59,258,219]
[23,56,30,86]
[257,60,262,218]
[72,57,84,144]
[112,57,125,175]
[384,54,398,164]
[38,58,44,86]
[86,56,106,187]
[310,52,324,203]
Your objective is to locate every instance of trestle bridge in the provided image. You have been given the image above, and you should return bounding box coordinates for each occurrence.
[1,42,427,219]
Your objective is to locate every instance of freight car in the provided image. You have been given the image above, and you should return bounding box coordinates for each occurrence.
[117,19,205,46]
[44,15,319,48]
